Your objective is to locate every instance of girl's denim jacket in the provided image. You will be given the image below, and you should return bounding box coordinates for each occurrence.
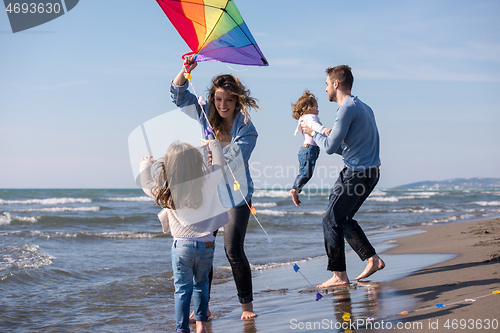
[170,81,257,208]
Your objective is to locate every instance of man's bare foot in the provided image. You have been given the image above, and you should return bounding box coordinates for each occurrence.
[356,255,385,280]
[290,189,301,206]
[241,302,257,320]
[196,320,207,333]
[189,307,211,324]
[316,271,350,288]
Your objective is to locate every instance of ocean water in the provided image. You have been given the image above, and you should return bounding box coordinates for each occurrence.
[1,187,500,332]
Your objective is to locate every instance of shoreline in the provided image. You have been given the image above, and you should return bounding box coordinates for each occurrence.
[380,217,500,332]
[202,218,500,332]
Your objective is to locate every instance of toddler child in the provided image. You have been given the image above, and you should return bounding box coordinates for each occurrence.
[290,90,331,206]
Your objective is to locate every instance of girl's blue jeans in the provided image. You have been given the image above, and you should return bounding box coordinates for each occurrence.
[171,240,214,332]
[292,144,320,193]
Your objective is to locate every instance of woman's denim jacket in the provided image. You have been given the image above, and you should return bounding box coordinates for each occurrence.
[170,81,257,208]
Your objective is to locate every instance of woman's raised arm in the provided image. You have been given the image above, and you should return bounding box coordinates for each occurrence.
[172,55,197,86]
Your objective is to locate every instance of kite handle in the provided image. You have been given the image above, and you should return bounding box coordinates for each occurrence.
[182,52,197,61]
[182,52,197,82]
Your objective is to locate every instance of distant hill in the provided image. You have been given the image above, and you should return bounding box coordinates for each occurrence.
[395,177,500,190]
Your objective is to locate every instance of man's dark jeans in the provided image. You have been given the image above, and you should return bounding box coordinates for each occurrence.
[322,166,380,272]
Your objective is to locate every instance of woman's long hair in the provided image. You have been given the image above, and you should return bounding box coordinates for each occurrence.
[207,74,259,140]
[153,142,206,210]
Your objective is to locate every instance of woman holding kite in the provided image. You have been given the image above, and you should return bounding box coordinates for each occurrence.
[171,56,259,320]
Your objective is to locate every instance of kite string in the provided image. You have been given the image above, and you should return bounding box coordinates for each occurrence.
[189,81,212,131]
[223,163,318,289]
[225,64,248,72]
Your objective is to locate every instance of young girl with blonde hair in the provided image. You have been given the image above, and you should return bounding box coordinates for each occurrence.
[140,139,228,333]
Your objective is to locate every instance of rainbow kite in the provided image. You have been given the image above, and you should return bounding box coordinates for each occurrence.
[156,0,268,66]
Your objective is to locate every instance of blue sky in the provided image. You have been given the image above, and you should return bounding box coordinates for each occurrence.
[1,0,499,189]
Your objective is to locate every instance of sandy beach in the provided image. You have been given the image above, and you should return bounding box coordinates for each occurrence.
[381,217,500,332]
[199,218,500,333]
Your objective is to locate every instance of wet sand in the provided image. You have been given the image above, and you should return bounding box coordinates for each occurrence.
[381,217,500,332]
[184,218,500,332]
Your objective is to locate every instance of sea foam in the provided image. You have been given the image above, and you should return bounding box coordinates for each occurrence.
[0,212,38,224]
[12,206,100,213]
[0,198,92,205]
[471,201,500,206]
[255,209,286,217]
[252,202,278,207]
[0,243,56,271]
[106,197,153,202]
[367,196,400,202]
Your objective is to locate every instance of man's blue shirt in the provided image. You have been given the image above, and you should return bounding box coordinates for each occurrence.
[314,96,380,171]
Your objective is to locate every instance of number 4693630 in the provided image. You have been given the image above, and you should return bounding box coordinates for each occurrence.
[444,319,498,330]
[5,2,62,14]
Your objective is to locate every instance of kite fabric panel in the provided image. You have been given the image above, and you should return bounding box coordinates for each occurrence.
[157,0,268,66]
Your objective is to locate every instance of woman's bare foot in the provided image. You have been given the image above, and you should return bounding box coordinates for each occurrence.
[356,255,385,280]
[241,302,257,320]
[316,271,350,288]
[196,320,207,333]
[189,307,211,324]
[290,189,301,206]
